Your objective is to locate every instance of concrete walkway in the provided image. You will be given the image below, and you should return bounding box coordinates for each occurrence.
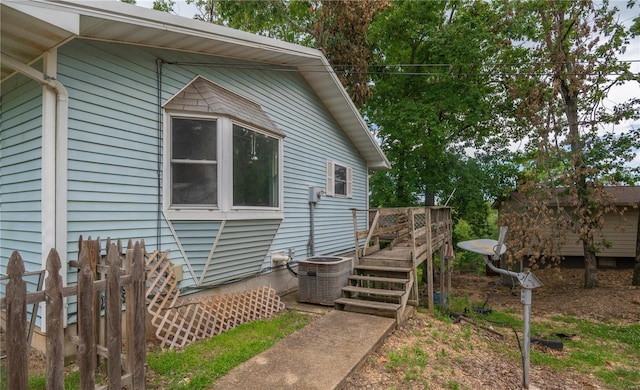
[213,301,396,390]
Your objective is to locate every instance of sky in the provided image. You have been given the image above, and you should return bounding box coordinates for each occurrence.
[136,0,639,167]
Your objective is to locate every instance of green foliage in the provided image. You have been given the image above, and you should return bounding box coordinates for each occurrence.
[452,207,498,273]
[366,0,509,243]
[435,294,470,318]
[187,0,317,45]
[153,0,175,13]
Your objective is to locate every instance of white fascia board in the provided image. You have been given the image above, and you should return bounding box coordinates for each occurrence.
[4,0,79,34]
[42,0,319,61]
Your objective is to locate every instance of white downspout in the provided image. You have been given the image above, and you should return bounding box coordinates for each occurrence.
[1,51,69,327]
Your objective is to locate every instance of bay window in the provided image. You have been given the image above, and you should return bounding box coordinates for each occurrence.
[171,118,218,206]
[233,125,279,208]
[163,76,283,220]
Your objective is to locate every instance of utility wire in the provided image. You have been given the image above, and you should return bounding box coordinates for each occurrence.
[168,60,640,77]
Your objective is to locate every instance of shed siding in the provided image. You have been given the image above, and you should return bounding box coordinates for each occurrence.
[560,208,638,257]
[0,74,43,281]
[54,38,369,292]
[498,198,639,260]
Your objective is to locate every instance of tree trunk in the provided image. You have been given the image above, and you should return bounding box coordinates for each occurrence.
[633,204,640,286]
[583,239,598,288]
[424,189,435,207]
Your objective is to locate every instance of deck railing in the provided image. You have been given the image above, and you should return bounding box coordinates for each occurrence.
[352,207,453,266]
[352,207,453,312]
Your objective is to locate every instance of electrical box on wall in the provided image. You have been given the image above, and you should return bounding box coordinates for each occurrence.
[308,186,323,203]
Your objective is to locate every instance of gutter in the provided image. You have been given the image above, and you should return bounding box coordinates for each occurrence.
[1,51,69,327]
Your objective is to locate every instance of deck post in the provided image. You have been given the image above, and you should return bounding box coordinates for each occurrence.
[426,208,434,313]
[363,210,380,256]
[351,208,360,265]
[409,209,418,305]
[439,244,446,309]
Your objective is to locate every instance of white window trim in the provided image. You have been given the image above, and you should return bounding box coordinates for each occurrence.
[326,160,353,199]
[163,112,284,220]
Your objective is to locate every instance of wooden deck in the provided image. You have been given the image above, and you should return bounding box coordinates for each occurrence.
[335,207,453,321]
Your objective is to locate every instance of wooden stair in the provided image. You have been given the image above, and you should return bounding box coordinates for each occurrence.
[334,264,414,323]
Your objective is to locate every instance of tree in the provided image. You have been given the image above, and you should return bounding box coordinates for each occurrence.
[185,0,388,107]
[495,0,640,287]
[634,205,640,286]
[152,0,176,13]
[120,0,176,12]
[365,0,507,225]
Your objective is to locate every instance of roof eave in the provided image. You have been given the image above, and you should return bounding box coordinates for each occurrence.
[1,0,389,169]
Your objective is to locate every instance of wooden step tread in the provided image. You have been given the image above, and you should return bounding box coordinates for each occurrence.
[334,298,401,311]
[348,275,410,284]
[354,264,412,273]
[342,286,405,297]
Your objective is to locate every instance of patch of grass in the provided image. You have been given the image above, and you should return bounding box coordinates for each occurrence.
[446,379,461,390]
[386,343,429,369]
[146,310,311,389]
[1,358,85,390]
[484,312,640,389]
[12,310,310,390]
[483,309,522,329]
[386,342,429,382]
[437,294,472,317]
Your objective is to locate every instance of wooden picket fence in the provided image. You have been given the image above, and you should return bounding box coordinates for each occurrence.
[2,237,146,389]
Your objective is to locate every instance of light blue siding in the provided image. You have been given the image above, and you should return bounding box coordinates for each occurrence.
[19,37,372,297]
[200,220,281,286]
[59,41,178,270]
[170,220,221,285]
[0,74,43,280]
[0,73,44,326]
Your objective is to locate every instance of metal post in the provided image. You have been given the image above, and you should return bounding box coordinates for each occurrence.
[458,230,542,390]
[521,287,532,389]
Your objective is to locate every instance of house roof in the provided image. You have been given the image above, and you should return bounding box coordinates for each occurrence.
[164,76,283,137]
[0,0,389,169]
[495,186,640,208]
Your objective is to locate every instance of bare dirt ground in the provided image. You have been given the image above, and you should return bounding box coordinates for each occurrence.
[341,268,640,390]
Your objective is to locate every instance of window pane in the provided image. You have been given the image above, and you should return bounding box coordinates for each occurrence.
[334,165,347,195]
[233,125,279,207]
[172,118,216,160]
[335,181,346,196]
[172,163,217,205]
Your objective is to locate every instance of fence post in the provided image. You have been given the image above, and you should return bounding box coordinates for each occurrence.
[127,241,147,388]
[7,251,28,390]
[106,244,122,389]
[78,241,96,388]
[45,249,64,389]
[90,238,103,367]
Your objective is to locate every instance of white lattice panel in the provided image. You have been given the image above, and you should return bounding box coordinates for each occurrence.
[145,250,285,349]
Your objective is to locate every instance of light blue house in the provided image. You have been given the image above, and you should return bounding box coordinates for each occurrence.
[0,0,388,323]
